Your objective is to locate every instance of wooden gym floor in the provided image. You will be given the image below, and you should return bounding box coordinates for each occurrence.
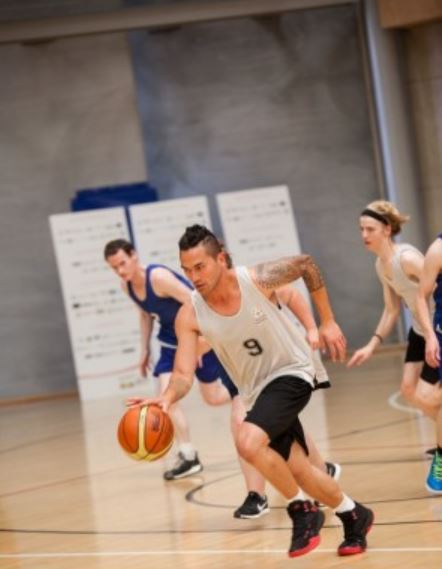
[1,350,441,568]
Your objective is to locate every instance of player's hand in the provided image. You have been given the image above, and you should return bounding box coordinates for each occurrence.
[139,352,151,378]
[425,332,441,368]
[319,320,347,362]
[347,345,373,368]
[126,396,170,413]
[306,327,320,351]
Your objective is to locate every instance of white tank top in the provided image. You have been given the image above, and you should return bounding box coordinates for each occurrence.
[191,266,315,410]
[375,243,434,336]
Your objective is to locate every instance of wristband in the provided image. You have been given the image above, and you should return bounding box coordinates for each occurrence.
[373,333,383,343]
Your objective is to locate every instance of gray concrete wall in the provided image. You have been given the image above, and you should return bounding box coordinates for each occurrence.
[129,5,385,347]
[2,2,434,400]
[404,22,442,242]
[0,33,146,399]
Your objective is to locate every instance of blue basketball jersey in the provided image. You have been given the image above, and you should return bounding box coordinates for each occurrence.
[127,264,192,346]
[434,233,442,331]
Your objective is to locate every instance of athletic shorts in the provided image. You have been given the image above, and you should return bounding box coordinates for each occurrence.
[153,346,239,399]
[313,379,331,390]
[245,376,312,461]
[404,328,440,384]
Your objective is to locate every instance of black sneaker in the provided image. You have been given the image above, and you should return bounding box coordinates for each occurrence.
[326,462,342,480]
[287,500,325,558]
[163,452,203,481]
[336,502,374,556]
[234,492,269,519]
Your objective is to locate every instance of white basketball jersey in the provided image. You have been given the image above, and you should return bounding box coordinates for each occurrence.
[191,266,316,410]
[375,243,434,336]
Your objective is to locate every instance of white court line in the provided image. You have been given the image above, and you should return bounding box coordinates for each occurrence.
[388,391,423,416]
[2,548,442,558]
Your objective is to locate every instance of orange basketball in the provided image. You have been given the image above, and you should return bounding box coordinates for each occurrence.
[117,405,174,461]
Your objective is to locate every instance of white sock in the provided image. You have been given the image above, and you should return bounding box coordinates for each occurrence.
[287,489,306,504]
[179,443,196,461]
[334,494,355,514]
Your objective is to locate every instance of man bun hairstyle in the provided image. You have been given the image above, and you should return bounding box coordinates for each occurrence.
[179,224,233,268]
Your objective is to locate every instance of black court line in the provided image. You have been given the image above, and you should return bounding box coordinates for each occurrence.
[0,429,433,500]
[0,430,85,455]
[0,465,134,499]
[1,518,441,537]
[0,414,414,457]
[324,417,415,441]
[185,471,442,509]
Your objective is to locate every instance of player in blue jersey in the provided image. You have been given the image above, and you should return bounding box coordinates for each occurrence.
[104,238,235,482]
[416,234,442,493]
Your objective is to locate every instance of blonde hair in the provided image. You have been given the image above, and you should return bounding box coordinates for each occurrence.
[365,200,410,236]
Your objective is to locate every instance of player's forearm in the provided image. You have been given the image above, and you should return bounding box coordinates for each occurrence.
[376,307,399,339]
[366,308,398,350]
[310,286,335,324]
[287,293,317,332]
[164,373,193,405]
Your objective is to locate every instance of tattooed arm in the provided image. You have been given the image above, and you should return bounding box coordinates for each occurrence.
[252,255,324,293]
[250,255,347,361]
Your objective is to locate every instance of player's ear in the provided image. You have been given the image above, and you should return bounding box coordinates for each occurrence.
[218,250,227,266]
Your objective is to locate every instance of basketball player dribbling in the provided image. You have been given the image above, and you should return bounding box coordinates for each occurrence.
[129,225,374,558]
[416,234,442,493]
[106,239,341,519]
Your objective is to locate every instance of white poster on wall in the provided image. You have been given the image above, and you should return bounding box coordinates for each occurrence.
[130,196,212,272]
[49,208,145,400]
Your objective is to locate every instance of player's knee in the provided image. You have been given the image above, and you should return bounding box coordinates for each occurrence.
[199,383,230,406]
[200,391,221,406]
[235,429,264,463]
[236,438,257,463]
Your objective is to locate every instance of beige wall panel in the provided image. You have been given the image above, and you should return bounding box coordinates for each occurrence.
[378,0,442,29]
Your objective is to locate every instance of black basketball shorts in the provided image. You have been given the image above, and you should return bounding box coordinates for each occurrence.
[245,375,313,460]
[404,328,440,384]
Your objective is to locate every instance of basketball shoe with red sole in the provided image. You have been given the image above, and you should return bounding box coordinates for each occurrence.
[336,502,374,556]
[287,500,325,558]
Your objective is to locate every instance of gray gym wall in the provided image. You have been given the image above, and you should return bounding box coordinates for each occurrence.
[129,4,384,347]
[0,1,439,400]
[0,33,146,399]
